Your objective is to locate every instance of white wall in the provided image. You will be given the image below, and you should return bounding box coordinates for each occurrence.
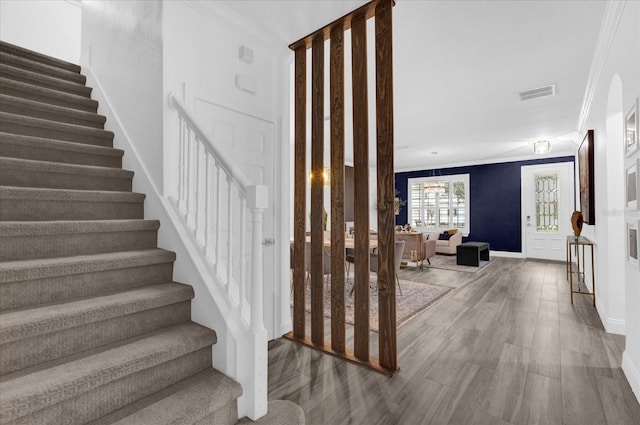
[0,0,80,63]
[162,4,291,412]
[81,0,164,192]
[579,0,640,400]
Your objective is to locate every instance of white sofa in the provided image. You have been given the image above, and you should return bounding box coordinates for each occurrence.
[425,231,463,255]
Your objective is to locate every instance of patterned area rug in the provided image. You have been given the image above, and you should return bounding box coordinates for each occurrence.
[294,277,453,332]
[425,254,495,273]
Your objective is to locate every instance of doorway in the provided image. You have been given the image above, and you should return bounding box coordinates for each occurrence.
[521,162,574,261]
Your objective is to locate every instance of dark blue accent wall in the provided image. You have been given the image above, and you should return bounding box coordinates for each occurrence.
[395,156,575,252]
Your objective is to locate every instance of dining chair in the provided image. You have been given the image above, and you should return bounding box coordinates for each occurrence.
[366,240,406,296]
[305,241,332,293]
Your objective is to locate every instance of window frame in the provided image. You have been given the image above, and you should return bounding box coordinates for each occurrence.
[407,174,471,236]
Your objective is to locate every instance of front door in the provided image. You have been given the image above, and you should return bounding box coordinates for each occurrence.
[522,162,574,261]
[195,99,280,339]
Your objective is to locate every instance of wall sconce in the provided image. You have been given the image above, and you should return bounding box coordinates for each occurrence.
[309,167,330,187]
[533,140,551,154]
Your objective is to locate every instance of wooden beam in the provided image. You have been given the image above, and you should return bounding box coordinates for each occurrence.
[310,36,325,347]
[375,0,397,372]
[293,46,307,340]
[289,0,396,51]
[330,25,346,354]
[351,13,370,362]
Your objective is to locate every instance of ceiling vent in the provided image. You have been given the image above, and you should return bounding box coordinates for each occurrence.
[519,84,556,101]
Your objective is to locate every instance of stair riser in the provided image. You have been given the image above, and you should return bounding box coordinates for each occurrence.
[0,99,105,129]
[0,229,157,262]
[10,348,212,425]
[0,45,82,77]
[0,120,112,147]
[0,263,174,311]
[1,302,191,375]
[0,168,132,192]
[0,138,122,168]
[0,198,143,222]
[0,63,90,97]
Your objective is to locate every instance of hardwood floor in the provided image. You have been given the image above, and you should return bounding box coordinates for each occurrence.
[268,257,640,424]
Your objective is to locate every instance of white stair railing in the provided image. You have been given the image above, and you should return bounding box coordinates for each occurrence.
[168,92,268,419]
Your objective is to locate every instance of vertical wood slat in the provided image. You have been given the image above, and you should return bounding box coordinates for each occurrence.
[292,46,306,340]
[375,0,397,372]
[310,36,325,347]
[351,13,370,362]
[286,0,397,377]
[330,26,346,354]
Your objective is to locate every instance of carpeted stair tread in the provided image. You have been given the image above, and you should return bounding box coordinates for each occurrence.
[0,219,159,262]
[0,157,133,191]
[0,40,82,74]
[0,248,175,284]
[0,62,90,97]
[91,368,242,425]
[0,185,143,202]
[0,322,216,423]
[0,132,123,168]
[0,186,145,221]
[0,77,98,112]
[0,283,194,343]
[0,94,106,128]
[0,111,113,147]
[0,219,159,237]
[238,401,306,425]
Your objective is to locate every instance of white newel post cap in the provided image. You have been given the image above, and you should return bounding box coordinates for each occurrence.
[247,185,269,210]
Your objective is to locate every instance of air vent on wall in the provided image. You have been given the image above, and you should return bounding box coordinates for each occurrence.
[519,84,556,101]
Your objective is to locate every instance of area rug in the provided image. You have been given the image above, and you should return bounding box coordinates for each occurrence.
[425,254,495,273]
[293,277,453,332]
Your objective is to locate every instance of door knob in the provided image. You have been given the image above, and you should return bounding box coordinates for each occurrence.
[263,238,275,246]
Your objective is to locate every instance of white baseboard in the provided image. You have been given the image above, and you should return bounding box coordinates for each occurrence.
[606,318,626,335]
[490,250,525,258]
[595,298,626,335]
[623,351,640,404]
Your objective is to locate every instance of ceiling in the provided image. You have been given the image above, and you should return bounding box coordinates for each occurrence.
[219,0,607,170]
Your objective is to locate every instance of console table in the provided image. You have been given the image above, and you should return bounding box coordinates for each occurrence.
[565,235,595,305]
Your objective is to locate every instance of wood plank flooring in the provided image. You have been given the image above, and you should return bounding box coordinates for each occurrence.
[268,257,640,424]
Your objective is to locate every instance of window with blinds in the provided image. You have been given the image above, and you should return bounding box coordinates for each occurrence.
[407,174,470,235]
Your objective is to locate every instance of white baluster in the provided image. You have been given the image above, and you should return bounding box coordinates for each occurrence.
[239,197,246,307]
[195,139,203,247]
[185,128,194,230]
[178,117,186,215]
[227,176,234,292]
[205,152,213,260]
[215,164,222,277]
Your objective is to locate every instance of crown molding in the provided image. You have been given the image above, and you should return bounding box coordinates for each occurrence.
[576,0,626,134]
[394,152,575,174]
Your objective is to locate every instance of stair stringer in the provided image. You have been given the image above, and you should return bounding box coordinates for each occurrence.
[83,66,268,420]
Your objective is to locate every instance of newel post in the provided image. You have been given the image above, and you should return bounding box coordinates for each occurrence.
[244,184,268,419]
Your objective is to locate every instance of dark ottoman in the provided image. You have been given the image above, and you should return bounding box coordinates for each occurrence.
[456,242,490,267]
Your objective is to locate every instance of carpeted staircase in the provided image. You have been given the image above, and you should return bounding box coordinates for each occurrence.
[0,41,303,425]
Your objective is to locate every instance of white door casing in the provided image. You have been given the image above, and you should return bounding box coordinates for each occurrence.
[195,99,280,339]
[522,162,574,261]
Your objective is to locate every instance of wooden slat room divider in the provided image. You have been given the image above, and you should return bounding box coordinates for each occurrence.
[286,0,397,375]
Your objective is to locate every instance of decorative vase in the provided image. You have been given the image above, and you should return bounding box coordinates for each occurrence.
[571,211,584,237]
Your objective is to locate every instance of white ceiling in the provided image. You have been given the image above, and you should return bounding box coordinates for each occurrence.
[219,0,606,170]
